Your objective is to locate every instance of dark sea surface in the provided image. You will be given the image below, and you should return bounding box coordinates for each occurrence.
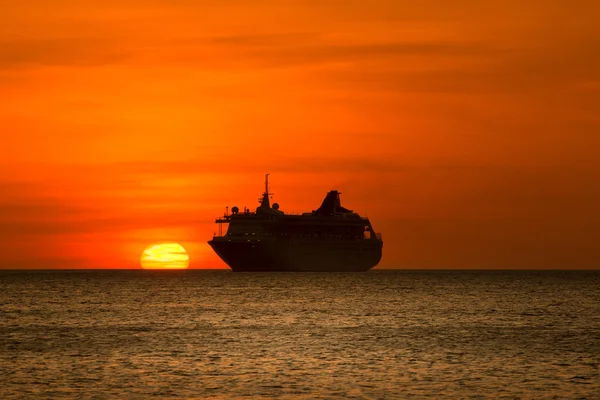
[1,270,599,399]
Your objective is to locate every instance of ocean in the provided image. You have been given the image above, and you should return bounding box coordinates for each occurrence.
[1,270,598,399]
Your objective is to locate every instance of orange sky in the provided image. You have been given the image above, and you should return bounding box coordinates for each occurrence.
[1,1,599,269]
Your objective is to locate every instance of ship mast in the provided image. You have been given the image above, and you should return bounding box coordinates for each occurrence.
[259,173,271,209]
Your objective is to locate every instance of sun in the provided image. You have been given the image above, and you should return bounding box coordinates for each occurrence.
[140,243,190,269]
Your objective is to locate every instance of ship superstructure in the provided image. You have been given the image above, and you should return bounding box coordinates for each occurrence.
[208,175,383,271]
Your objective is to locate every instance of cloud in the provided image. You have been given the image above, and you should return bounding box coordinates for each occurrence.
[156,34,500,71]
[379,215,600,269]
[111,155,411,176]
[0,256,98,269]
[308,38,600,95]
[0,201,212,237]
[0,37,131,69]
[202,34,494,56]
[0,179,214,239]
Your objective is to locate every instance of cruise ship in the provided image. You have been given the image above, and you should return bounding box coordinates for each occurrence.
[208,175,383,271]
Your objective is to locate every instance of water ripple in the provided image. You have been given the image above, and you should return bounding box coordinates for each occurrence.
[1,270,599,398]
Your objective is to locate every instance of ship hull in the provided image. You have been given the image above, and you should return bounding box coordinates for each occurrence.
[208,239,382,272]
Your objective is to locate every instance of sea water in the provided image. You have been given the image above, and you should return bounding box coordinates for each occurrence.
[1,270,598,399]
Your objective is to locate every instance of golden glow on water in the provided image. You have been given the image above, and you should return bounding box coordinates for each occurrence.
[140,243,189,269]
[1,271,599,398]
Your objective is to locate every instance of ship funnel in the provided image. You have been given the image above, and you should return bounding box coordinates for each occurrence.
[315,190,352,215]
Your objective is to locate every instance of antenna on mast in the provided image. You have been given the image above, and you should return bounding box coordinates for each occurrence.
[265,173,269,196]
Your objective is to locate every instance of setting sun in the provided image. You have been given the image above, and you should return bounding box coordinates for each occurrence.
[140,243,190,270]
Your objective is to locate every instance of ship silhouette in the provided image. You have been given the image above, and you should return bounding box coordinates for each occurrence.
[208,174,383,271]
